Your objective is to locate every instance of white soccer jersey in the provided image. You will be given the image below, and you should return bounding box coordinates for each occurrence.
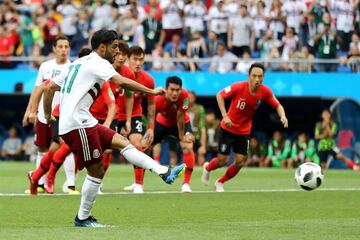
[53,52,118,135]
[35,59,71,124]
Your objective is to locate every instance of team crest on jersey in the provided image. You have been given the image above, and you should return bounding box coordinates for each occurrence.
[183,98,189,110]
[93,149,100,159]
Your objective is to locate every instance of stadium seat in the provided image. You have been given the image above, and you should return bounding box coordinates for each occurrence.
[337,65,351,73]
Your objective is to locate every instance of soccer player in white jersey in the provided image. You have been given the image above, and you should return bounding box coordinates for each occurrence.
[40,30,186,227]
[22,35,71,193]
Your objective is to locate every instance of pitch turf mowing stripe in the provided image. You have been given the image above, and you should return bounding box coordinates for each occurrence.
[1,187,360,197]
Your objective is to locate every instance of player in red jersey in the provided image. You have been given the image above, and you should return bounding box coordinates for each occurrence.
[122,46,156,194]
[150,76,196,193]
[201,63,288,192]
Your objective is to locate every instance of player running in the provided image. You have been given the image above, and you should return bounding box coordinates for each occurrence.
[38,30,185,227]
[201,63,288,192]
[23,35,71,193]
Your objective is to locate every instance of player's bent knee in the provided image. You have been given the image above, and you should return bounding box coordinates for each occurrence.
[111,133,130,150]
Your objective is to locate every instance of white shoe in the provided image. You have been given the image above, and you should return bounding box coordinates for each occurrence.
[133,184,144,194]
[123,183,135,192]
[201,162,211,185]
[214,180,225,192]
[181,183,192,193]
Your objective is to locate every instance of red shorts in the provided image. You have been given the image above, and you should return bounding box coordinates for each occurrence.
[34,119,53,149]
[61,124,116,170]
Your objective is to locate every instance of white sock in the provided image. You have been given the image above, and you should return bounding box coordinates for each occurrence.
[78,175,102,220]
[64,153,76,187]
[121,144,168,175]
[36,151,45,186]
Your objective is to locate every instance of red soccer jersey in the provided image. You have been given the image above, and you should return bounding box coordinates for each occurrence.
[89,81,116,121]
[155,88,191,127]
[116,65,136,121]
[219,81,280,135]
[118,69,154,121]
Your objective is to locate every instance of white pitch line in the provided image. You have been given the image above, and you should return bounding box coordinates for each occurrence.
[1,187,360,197]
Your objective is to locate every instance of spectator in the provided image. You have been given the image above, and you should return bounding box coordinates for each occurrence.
[71,9,90,56]
[209,42,238,73]
[89,0,112,32]
[314,18,337,72]
[163,34,187,71]
[151,44,164,71]
[281,0,307,34]
[301,12,319,55]
[347,45,360,72]
[265,46,282,71]
[258,29,282,59]
[332,0,356,51]
[263,130,291,168]
[0,25,15,69]
[184,0,207,39]
[56,0,77,41]
[350,32,360,52]
[17,13,34,56]
[288,132,319,168]
[293,46,315,72]
[269,0,285,41]
[144,0,162,22]
[160,0,184,46]
[105,6,121,31]
[246,136,266,167]
[207,31,219,57]
[207,0,228,45]
[186,31,208,72]
[143,7,163,54]
[118,9,138,44]
[236,51,254,73]
[1,126,22,160]
[308,0,329,24]
[281,27,299,61]
[205,109,220,162]
[224,0,240,21]
[227,4,255,57]
[250,0,269,50]
[41,9,61,56]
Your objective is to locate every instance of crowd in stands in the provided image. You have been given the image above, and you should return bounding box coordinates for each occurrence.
[0,0,359,72]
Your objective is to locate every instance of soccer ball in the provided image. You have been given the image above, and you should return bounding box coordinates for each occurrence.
[295,162,324,191]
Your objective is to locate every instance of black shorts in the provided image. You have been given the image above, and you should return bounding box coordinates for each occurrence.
[153,122,192,145]
[218,127,249,155]
[98,119,118,132]
[118,116,145,135]
[51,117,60,144]
[318,147,340,163]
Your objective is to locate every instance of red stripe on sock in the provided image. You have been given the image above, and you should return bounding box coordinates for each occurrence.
[47,143,71,179]
[347,160,355,168]
[183,151,195,184]
[206,157,219,171]
[32,150,54,182]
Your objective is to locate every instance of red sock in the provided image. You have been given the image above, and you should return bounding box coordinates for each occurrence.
[134,166,145,185]
[103,153,112,172]
[218,164,241,183]
[32,150,54,182]
[153,154,160,163]
[48,143,71,179]
[206,157,219,172]
[347,160,355,168]
[182,151,195,184]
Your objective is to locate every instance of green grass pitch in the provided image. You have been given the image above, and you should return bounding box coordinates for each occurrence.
[1,161,360,240]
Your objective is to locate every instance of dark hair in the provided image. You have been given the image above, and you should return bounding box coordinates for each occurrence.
[78,47,92,58]
[248,62,265,75]
[53,35,70,47]
[118,40,129,54]
[128,45,145,58]
[91,30,118,50]
[166,76,182,88]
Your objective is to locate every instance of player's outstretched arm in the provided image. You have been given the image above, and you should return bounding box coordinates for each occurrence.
[22,86,39,126]
[43,81,60,125]
[276,105,288,128]
[28,83,46,124]
[112,74,164,96]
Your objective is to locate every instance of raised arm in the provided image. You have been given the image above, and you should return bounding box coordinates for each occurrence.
[112,74,164,96]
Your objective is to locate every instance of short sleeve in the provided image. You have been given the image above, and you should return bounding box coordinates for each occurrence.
[93,59,118,82]
[219,83,240,99]
[35,63,45,87]
[52,69,67,88]
[179,90,189,112]
[146,75,155,101]
[263,87,280,109]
